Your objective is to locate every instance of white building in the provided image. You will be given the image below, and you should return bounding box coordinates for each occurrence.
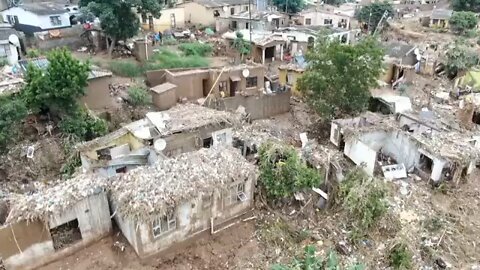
[0,2,71,34]
[0,24,21,65]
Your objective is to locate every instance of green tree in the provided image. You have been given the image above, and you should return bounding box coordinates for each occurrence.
[297,36,384,119]
[449,11,478,34]
[59,109,108,141]
[80,0,161,56]
[272,0,304,14]
[452,0,480,12]
[445,40,479,78]
[232,32,251,61]
[356,2,394,33]
[259,142,323,200]
[0,96,27,151]
[22,48,90,114]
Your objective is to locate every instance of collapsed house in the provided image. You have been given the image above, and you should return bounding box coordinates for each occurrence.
[0,174,110,269]
[146,65,291,120]
[76,104,240,177]
[382,42,420,86]
[330,112,479,183]
[109,146,257,258]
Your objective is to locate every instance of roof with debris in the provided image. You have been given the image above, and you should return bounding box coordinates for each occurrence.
[109,146,257,222]
[5,174,107,224]
[18,2,69,15]
[76,103,240,151]
[223,10,285,20]
[193,0,251,8]
[384,42,416,59]
[16,58,112,80]
[431,9,453,20]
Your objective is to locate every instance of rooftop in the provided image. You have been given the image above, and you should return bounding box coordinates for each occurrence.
[224,10,285,20]
[5,174,107,224]
[194,0,251,8]
[17,58,112,80]
[384,42,416,59]
[109,146,257,221]
[431,9,453,20]
[18,2,69,15]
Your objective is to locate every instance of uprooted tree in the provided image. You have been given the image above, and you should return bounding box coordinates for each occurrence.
[79,0,162,56]
[335,168,388,241]
[297,36,384,119]
[356,2,394,33]
[259,141,323,200]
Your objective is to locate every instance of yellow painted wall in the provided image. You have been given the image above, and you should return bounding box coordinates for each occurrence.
[83,132,145,160]
[430,19,449,28]
[279,68,303,97]
[140,7,185,32]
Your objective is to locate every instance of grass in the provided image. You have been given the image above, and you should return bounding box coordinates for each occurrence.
[388,243,413,270]
[109,60,143,78]
[127,86,151,106]
[178,42,213,56]
[143,50,209,71]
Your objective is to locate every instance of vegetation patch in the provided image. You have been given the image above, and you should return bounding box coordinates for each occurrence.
[59,109,108,141]
[127,85,151,106]
[109,60,143,78]
[178,42,213,56]
[144,50,209,70]
[259,141,323,200]
[335,169,388,241]
[388,243,413,270]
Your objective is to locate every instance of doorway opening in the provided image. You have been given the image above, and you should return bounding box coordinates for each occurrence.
[50,219,82,250]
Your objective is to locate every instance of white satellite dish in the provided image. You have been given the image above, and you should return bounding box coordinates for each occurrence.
[223,6,228,12]
[153,139,167,152]
[242,69,250,78]
[8,34,19,47]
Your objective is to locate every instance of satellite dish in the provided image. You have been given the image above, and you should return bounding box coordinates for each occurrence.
[223,6,228,12]
[242,69,250,78]
[267,16,272,22]
[8,34,19,47]
[154,139,167,152]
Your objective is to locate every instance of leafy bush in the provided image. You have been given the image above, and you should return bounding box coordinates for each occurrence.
[26,48,41,58]
[337,169,388,241]
[109,60,143,77]
[163,37,178,45]
[449,11,478,34]
[144,50,209,70]
[259,141,323,199]
[59,109,108,141]
[178,42,213,56]
[272,245,365,270]
[445,40,479,78]
[127,86,151,106]
[388,243,413,270]
[0,96,27,151]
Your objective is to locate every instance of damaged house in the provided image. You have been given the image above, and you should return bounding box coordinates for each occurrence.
[0,174,110,269]
[76,104,239,177]
[330,112,478,183]
[109,146,257,258]
[382,42,420,86]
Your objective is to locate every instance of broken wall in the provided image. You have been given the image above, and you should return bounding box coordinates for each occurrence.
[0,220,54,269]
[114,177,254,258]
[208,91,291,120]
[344,138,377,175]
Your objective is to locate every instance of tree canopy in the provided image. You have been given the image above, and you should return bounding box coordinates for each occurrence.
[272,0,304,14]
[297,36,384,119]
[445,40,479,78]
[356,2,394,33]
[79,0,162,55]
[452,0,480,12]
[0,96,27,151]
[449,11,478,34]
[22,48,90,114]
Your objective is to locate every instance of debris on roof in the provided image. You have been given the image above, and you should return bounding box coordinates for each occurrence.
[5,174,107,224]
[431,9,453,20]
[109,146,257,222]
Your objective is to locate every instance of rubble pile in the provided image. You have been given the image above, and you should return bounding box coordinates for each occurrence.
[5,174,107,224]
[109,146,257,222]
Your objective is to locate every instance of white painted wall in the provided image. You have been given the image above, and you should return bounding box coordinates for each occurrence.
[344,138,377,176]
[48,191,111,242]
[115,177,254,258]
[0,7,71,30]
[300,11,350,28]
[0,40,19,65]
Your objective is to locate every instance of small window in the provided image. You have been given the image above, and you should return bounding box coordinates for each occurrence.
[245,22,249,29]
[305,18,311,25]
[244,5,249,11]
[323,18,332,25]
[246,76,257,88]
[230,7,235,15]
[219,81,227,94]
[115,167,127,174]
[226,182,247,205]
[50,16,62,26]
[152,212,176,238]
[203,194,212,209]
[141,14,147,24]
[213,10,220,17]
[0,44,11,57]
[73,7,78,11]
